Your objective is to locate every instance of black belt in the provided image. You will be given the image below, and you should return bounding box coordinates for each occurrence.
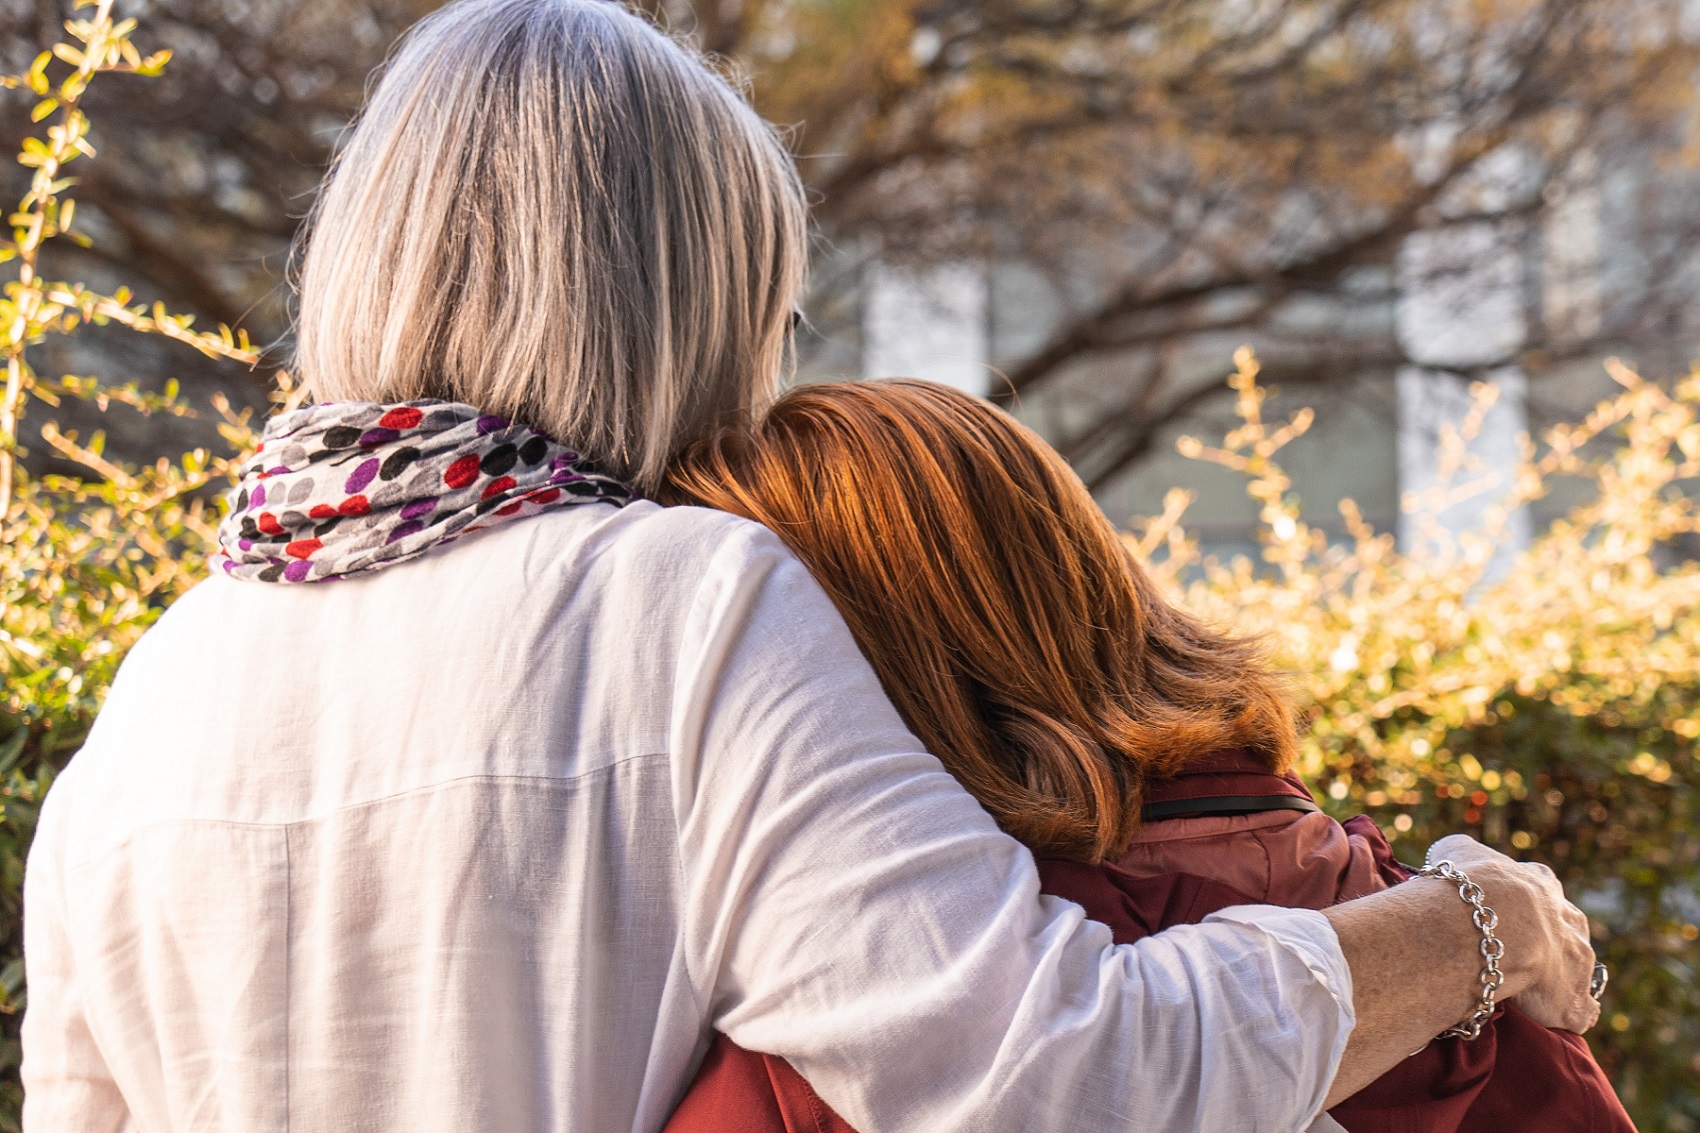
[1139,794,1321,823]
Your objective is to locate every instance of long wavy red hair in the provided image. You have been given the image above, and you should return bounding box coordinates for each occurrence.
[666,380,1297,863]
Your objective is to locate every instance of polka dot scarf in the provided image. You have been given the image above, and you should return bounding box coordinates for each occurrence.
[214,400,634,583]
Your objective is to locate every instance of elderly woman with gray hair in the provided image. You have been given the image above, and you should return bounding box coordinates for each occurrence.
[20,2,1600,1131]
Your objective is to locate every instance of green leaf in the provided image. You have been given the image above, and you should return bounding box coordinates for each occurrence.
[0,959,25,1011]
[0,728,25,778]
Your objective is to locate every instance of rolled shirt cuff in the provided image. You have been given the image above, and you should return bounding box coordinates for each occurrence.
[1204,904,1356,1131]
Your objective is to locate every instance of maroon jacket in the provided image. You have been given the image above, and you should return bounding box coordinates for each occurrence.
[664,752,1633,1133]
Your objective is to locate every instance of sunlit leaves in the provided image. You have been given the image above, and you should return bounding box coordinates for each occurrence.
[1137,348,1700,1126]
[0,0,259,520]
[0,8,265,1124]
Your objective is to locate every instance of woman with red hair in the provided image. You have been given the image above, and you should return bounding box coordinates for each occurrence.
[664,379,1629,1133]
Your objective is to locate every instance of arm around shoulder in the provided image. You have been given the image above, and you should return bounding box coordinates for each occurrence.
[668,525,1360,1133]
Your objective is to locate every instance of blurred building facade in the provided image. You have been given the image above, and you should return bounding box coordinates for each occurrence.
[802,145,1677,563]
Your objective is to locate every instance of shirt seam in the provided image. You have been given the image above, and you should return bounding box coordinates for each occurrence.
[62,754,672,874]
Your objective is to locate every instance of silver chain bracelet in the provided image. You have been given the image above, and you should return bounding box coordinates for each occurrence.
[1414,858,1505,1041]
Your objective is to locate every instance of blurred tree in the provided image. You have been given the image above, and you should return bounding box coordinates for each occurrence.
[1130,348,1700,1129]
[1,0,431,336]
[1,0,1697,485]
[675,0,1700,485]
[0,0,427,467]
[1,4,1698,1125]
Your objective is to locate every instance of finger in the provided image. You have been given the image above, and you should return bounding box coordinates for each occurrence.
[1556,986,1602,1033]
[1520,977,1602,1033]
[1534,998,1595,1033]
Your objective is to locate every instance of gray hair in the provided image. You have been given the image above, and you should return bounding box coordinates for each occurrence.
[294,0,808,492]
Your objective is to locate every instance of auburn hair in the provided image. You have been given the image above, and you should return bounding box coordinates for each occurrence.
[666,380,1298,863]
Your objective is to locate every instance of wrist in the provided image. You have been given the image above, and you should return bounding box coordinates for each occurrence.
[1392,873,1490,1024]
[1412,859,1506,1039]
[1432,857,1541,998]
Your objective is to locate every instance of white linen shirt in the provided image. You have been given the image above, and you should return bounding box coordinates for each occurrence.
[22,501,1354,1133]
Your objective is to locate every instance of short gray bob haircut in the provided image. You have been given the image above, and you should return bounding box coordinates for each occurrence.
[294,0,809,492]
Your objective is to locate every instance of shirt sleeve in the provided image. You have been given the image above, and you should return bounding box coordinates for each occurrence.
[21,766,133,1133]
[667,522,1356,1133]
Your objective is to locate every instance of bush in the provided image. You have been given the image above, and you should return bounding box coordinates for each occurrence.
[0,5,1694,1133]
[1132,350,1700,1130]
[0,4,259,1126]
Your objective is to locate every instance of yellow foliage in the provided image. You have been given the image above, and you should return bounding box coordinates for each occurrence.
[0,8,265,1126]
[0,2,1692,1125]
[1131,349,1700,1119]
[1135,347,1700,798]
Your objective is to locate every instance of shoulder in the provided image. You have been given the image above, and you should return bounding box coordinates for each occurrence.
[116,502,800,660]
[175,499,795,613]
[521,500,806,612]
[591,503,839,652]
[595,500,793,571]
[26,752,89,888]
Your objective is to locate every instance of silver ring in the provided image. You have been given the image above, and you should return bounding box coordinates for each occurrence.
[1589,962,1609,1001]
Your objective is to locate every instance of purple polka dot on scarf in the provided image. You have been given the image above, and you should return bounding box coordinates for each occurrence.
[250,484,267,509]
[399,497,437,520]
[550,453,581,470]
[283,560,313,582]
[238,539,254,552]
[476,414,509,435]
[346,458,380,495]
[267,465,291,477]
[358,427,401,447]
[221,558,237,574]
[386,519,426,544]
[551,469,585,484]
